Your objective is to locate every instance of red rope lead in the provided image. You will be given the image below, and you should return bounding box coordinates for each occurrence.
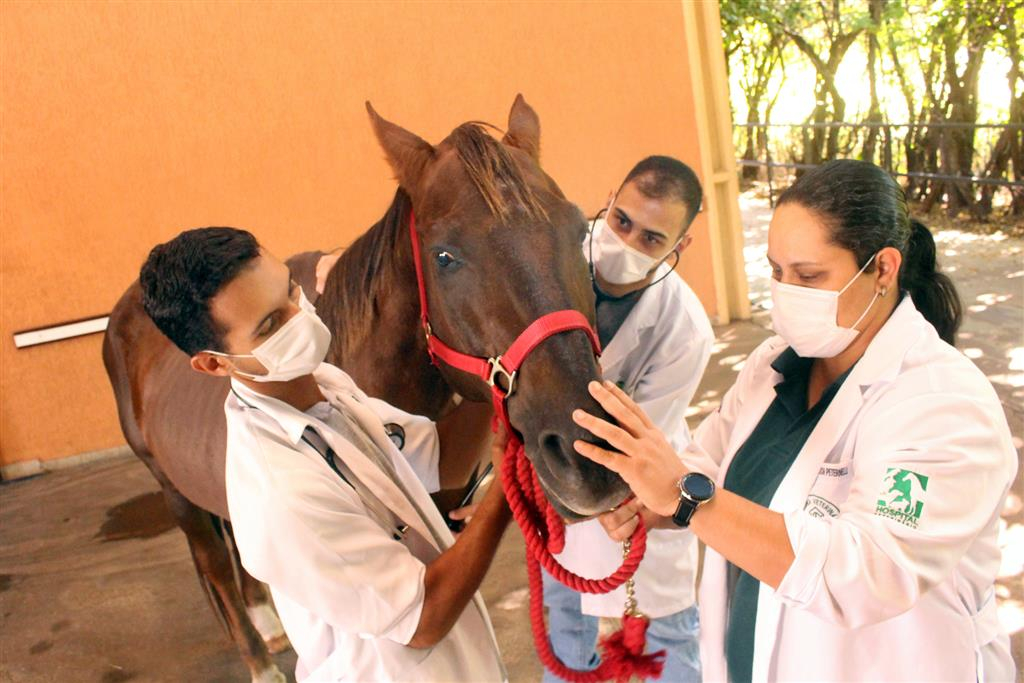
[501,435,665,681]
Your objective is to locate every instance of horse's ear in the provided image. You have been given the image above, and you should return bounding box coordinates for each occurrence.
[366,102,435,191]
[502,94,541,162]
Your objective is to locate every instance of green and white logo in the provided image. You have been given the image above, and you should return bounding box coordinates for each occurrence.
[875,468,928,528]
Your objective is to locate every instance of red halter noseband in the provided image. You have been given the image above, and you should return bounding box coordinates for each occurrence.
[408,210,602,424]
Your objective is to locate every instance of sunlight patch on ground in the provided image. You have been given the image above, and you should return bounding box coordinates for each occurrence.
[998,600,1024,637]
[977,293,1013,306]
[494,588,529,611]
[998,520,1024,580]
[934,229,1010,245]
[987,373,1024,388]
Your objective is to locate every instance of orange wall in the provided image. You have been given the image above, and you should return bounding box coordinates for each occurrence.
[0,1,715,466]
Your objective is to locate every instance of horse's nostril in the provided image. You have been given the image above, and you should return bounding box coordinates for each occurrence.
[538,431,570,468]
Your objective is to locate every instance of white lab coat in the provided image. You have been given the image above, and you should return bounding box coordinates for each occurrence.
[224,363,505,682]
[684,297,1017,682]
[556,253,715,618]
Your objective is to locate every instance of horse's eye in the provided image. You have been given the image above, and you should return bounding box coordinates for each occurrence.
[436,251,456,268]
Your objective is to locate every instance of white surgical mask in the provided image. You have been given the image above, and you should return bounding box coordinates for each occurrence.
[207,289,331,382]
[769,253,880,358]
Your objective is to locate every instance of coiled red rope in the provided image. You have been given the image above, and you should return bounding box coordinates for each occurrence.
[500,432,666,682]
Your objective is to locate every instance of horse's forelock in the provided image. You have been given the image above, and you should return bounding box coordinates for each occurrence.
[447,122,548,223]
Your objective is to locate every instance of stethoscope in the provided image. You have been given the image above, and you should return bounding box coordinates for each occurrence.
[230,387,410,541]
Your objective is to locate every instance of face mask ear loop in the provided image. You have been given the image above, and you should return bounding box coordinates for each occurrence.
[202,350,264,381]
[841,253,882,332]
[838,252,880,296]
[848,289,881,332]
[643,248,681,289]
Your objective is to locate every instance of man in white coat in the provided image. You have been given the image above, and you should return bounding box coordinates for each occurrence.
[139,227,508,683]
[543,156,714,681]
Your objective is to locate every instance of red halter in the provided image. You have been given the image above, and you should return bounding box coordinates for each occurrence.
[408,210,601,425]
[407,209,664,682]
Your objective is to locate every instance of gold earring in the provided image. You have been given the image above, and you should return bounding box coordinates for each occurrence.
[880,287,888,297]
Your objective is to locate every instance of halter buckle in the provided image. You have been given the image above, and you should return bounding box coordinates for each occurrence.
[487,356,517,397]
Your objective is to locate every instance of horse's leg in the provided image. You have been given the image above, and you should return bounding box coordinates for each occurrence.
[222,520,291,654]
[161,486,285,683]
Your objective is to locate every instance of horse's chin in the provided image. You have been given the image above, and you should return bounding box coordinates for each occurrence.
[532,467,608,522]
[546,495,591,523]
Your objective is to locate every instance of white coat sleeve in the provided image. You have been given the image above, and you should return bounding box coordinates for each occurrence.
[631,319,713,450]
[246,462,429,645]
[361,396,441,494]
[774,386,1016,628]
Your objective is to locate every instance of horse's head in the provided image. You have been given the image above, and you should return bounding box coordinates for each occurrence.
[366,95,628,519]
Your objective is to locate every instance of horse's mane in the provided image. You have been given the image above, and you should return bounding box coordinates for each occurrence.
[449,122,547,222]
[321,122,546,353]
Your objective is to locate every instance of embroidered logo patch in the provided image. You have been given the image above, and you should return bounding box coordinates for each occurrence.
[805,494,839,518]
[875,468,928,528]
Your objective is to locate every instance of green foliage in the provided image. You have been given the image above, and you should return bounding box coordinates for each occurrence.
[720,0,1022,216]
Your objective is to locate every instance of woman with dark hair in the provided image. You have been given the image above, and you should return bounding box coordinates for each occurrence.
[571,160,1016,681]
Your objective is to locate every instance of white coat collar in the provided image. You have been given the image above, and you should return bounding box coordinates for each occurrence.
[721,296,925,470]
[228,362,363,445]
[598,261,674,372]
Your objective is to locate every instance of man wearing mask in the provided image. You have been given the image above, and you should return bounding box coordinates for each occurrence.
[139,227,508,683]
[544,156,713,682]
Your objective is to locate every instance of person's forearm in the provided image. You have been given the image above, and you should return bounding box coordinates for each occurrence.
[435,400,493,489]
[408,480,511,648]
[688,489,794,589]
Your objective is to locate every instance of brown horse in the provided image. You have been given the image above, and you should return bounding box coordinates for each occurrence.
[102,96,625,682]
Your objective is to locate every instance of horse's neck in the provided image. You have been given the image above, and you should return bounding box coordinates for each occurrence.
[320,192,454,419]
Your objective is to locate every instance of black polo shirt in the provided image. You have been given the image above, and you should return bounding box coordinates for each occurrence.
[723,347,855,682]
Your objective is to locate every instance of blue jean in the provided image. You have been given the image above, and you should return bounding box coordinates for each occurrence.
[541,570,702,682]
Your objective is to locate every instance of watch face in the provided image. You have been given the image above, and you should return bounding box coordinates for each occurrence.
[683,473,714,502]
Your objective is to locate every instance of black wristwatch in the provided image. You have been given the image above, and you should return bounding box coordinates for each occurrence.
[671,472,715,528]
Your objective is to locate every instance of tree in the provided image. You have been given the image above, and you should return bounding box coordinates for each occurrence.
[861,0,886,166]
[770,0,874,166]
[920,0,1005,216]
[721,0,787,180]
[979,1,1024,216]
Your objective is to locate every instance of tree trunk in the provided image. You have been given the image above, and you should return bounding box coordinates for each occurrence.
[788,28,863,167]
[862,0,885,164]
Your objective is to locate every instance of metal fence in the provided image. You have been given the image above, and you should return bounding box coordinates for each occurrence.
[733,121,1023,207]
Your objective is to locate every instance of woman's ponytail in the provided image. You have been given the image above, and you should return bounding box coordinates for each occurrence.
[901,220,962,345]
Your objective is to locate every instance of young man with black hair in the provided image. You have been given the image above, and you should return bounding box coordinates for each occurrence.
[139,227,508,682]
[543,156,713,682]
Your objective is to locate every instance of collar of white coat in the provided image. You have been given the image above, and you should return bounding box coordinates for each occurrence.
[598,260,677,371]
[228,362,362,446]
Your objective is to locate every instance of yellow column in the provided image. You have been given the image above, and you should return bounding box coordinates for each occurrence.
[681,0,750,324]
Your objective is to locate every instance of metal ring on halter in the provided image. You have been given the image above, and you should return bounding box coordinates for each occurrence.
[487,356,517,397]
